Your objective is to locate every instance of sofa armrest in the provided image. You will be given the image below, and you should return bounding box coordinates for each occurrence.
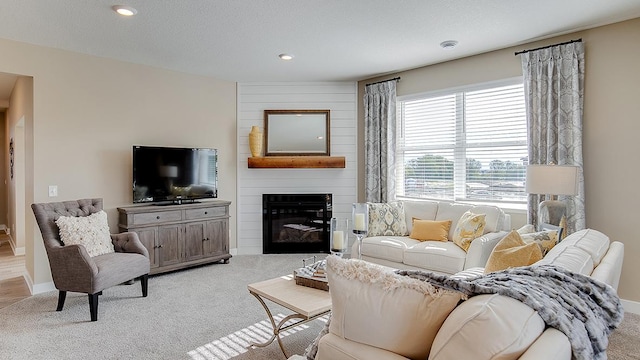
[111,232,149,258]
[463,231,507,270]
[518,328,571,360]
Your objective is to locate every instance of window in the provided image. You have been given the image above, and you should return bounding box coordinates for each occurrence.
[396,79,528,204]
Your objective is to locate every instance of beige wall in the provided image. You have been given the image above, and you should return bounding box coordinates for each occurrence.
[0,38,237,289]
[358,17,640,302]
[0,111,6,230]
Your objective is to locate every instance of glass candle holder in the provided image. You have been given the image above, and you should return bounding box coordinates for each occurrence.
[352,203,369,259]
[330,218,349,257]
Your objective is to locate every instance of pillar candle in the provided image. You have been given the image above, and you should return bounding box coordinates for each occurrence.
[332,230,345,250]
[354,213,366,231]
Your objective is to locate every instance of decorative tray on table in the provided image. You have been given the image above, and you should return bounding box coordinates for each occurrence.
[293,256,329,291]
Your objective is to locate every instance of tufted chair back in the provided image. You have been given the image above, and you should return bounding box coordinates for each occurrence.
[31,198,104,251]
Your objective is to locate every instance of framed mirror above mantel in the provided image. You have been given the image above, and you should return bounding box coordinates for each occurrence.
[264,109,330,156]
[247,109,345,169]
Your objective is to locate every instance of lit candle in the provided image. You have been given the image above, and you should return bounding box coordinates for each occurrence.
[354,213,365,231]
[332,230,345,250]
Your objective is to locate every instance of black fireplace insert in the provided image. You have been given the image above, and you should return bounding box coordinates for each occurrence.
[262,194,332,254]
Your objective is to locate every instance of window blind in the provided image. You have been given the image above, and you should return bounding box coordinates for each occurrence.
[397,81,527,203]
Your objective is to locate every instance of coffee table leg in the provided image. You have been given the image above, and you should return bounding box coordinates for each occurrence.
[248,291,306,358]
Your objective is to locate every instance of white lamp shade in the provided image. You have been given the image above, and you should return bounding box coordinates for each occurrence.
[526,165,578,196]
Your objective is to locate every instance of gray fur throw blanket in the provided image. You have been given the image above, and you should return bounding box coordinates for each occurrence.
[398,265,623,360]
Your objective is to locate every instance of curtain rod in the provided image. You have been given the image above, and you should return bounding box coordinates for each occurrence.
[514,38,582,56]
[365,77,401,87]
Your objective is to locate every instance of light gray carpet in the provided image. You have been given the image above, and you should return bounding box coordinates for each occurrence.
[0,254,325,360]
[0,254,637,359]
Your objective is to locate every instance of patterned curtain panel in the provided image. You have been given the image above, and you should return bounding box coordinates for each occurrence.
[364,80,397,203]
[521,42,585,233]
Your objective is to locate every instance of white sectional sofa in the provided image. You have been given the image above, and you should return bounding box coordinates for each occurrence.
[355,199,511,274]
[299,228,624,360]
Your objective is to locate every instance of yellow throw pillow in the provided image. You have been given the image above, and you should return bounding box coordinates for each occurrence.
[484,230,543,274]
[452,211,486,252]
[409,219,452,242]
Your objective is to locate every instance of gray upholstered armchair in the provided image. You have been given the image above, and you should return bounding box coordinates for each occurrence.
[31,198,150,321]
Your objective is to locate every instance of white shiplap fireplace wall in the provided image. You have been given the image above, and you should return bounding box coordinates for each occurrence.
[236,82,358,254]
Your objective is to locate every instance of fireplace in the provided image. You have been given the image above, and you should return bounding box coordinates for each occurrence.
[263,194,332,254]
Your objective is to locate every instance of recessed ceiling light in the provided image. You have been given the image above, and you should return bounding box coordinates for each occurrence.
[278,54,294,61]
[112,5,138,16]
[440,40,458,49]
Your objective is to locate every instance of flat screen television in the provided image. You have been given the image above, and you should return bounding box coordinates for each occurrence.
[132,145,218,204]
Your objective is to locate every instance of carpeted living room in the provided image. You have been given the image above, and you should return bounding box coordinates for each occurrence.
[1,1,640,360]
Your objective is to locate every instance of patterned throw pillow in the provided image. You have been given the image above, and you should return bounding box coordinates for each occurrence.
[484,230,543,273]
[520,230,559,257]
[452,211,486,252]
[367,202,408,237]
[55,210,115,257]
[409,219,452,242]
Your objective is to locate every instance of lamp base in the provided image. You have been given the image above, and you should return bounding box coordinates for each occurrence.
[538,199,568,239]
[538,199,565,226]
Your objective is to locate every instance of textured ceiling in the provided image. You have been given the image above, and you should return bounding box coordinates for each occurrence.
[1,0,640,104]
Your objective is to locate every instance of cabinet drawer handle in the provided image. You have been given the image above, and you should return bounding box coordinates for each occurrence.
[156,216,161,220]
[204,211,208,215]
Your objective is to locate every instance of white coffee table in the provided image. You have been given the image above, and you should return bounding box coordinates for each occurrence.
[247,274,331,358]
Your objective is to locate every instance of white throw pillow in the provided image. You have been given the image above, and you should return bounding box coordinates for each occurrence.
[326,255,462,360]
[56,210,115,257]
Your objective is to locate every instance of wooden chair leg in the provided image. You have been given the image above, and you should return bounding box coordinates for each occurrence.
[56,291,67,311]
[140,274,148,297]
[88,293,99,321]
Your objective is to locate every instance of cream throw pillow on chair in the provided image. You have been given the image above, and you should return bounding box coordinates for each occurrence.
[56,210,115,257]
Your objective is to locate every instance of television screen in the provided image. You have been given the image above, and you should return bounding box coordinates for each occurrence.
[133,145,218,204]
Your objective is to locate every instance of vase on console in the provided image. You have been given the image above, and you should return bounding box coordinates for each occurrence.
[249,126,263,157]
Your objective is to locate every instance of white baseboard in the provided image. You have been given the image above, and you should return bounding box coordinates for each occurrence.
[229,248,238,256]
[621,299,640,315]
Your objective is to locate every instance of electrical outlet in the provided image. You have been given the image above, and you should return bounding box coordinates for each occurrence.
[48,185,58,197]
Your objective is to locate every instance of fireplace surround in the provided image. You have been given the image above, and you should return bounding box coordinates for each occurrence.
[262,194,332,254]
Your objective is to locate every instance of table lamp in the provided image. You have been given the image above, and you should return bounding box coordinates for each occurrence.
[525,164,578,234]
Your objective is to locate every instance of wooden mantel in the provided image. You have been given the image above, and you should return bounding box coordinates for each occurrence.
[248,156,346,169]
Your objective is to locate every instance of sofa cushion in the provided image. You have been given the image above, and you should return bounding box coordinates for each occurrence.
[429,294,546,360]
[470,205,505,233]
[452,211,486,252]
[55,210,115,257]
[317,333,409,360]
[360,236,420,263]
[536,245,594,275]
[368,202,409,236]
[559,229,610,266]
[402,200,439,232]
[326,256,462,360]
[484,231,543,274]
[404,241,468,274]
[434,202,474,239]
[409,219,451,242]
